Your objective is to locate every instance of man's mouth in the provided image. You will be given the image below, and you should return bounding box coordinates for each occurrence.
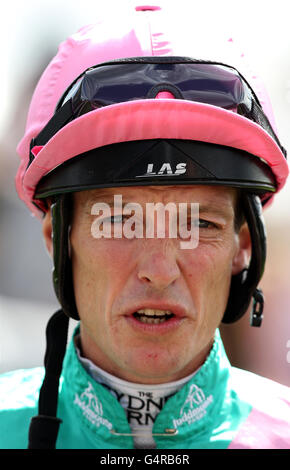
[133,308,175,324]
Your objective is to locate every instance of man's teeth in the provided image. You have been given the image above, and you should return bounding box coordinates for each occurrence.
[134,309,174,324]
[137,309,173,316]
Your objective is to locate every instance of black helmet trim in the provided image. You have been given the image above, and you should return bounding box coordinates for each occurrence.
[35,139,276,203]
[222,193,266,324]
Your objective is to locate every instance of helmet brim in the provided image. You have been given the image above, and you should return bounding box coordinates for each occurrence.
[16,99,289,217]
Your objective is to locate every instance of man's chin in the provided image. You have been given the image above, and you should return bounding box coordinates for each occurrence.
[117,347,194,384]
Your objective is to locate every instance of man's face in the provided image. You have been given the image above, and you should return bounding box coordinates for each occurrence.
[44,185,250,384]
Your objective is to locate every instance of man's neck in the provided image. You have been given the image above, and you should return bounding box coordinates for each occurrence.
[78,322,213,384]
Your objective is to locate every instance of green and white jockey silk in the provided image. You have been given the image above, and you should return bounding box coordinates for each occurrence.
[0,328,289,449]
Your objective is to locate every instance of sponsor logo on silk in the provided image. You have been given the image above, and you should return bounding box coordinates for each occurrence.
[173,384,213,429]
[74,381,112,430]
[136,162,187,178]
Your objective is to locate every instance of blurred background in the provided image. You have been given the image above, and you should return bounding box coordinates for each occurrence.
[0,0,289,385]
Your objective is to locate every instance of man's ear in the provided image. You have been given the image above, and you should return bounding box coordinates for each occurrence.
[232,222,251,275]
[42,209,53,257]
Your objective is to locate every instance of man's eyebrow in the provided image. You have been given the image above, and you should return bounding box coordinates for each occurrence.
[82,192,116,206]
[86,195,235,217]
[198,203,234,219]
[88,198,133,208]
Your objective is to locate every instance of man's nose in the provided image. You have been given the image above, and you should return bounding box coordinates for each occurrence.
[137,244,180,290]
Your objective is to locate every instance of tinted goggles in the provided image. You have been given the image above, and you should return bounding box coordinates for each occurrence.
[59,59,253,111]
[29,57,286,165]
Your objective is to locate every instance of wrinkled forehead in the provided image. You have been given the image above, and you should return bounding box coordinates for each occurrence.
[72,185,238,214]
[75,184,237,201]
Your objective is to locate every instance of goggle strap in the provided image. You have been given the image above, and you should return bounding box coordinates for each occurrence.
[29,99,73,167]
[251,101,287,157]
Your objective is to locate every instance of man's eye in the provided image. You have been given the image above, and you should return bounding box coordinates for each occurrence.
[187,218,217,229]
[198,219,217,229]
[111,215,125,223]
[102,214,127,224]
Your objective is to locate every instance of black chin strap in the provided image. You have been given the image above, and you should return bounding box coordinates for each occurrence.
[222,193,266,326]
[28,310,69,449]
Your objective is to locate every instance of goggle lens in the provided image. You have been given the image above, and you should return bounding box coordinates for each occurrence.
[61,62,252,116]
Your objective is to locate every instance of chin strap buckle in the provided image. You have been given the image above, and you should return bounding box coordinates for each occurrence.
[250,288,264,327]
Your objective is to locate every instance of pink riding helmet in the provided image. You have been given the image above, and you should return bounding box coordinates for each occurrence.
[15,4,289,218]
